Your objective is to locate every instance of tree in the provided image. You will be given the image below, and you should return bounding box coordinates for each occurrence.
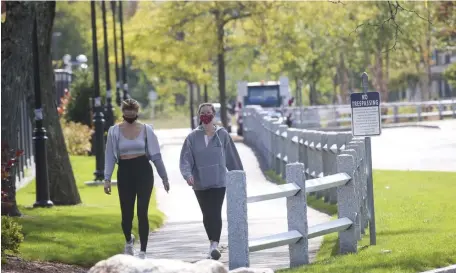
[126,2,274,127]
[1,2,81,206]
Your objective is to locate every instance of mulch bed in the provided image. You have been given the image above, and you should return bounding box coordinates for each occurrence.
[2,255,89,273]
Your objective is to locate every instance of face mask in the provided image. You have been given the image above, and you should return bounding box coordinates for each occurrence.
[199,114,214,125]
[123,115,138,124]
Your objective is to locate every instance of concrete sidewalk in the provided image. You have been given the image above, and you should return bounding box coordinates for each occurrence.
[144,141,330,270]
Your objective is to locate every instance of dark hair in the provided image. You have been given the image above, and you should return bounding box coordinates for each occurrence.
[197,103,216,125]
[121,98,140,112]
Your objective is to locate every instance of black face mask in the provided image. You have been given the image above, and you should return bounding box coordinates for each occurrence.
[123,115,138,124]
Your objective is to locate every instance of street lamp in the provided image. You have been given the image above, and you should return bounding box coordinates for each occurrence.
[90,0,105,182]
[119,0,129,100]
[111,1,121,107]
[203,68,208,102]
[32,16,53,208]
[101,0,114,130]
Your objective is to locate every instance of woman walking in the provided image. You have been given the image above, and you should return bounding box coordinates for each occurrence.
[104,99,170,259]
[179,103,244,260]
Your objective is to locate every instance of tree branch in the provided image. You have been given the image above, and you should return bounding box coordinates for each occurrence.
[351,1,432,52]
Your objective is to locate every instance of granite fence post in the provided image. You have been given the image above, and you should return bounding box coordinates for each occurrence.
[270,122,280,172]
[278,125,289,178]
[265,119,274,169]
[286,163,309,267]
[226,170,249,270]
[259,113,268,160]
[336,154,358,254]
[274,125,282,175]
[314,131,325,199]
[348,137,368,233]
[299,130,309,179]
[322,132,336,203]
[289,129,300,164]
[343,147,361,241]
[304,130,314,182]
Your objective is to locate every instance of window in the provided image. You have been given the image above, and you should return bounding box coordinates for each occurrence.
[247,85,280,101]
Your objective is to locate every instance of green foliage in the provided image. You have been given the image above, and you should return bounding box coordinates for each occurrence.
[65,69,107,127]
[61,120,93,156]
[1,216,24,263]
[56,1,454,109]
[443,63,456,89]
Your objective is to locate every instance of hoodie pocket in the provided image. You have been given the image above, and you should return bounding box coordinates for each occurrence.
[197,163,220,187]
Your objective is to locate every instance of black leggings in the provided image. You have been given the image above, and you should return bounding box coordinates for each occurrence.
[194,187,226,243]
[117,155,154,252]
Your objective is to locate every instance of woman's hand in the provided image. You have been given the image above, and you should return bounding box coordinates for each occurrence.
[186,176,194,186]
[162,180,170,193]
[104,180,111,195]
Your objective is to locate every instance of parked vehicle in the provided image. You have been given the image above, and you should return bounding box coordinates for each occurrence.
[235,77,291,136]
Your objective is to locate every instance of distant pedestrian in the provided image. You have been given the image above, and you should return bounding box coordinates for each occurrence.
[104,98,170,259]
[179,102,244,260]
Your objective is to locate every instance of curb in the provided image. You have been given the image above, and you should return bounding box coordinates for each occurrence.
[420,265,456,273]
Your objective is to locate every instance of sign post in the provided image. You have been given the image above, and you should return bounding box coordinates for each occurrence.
[350,72,380,245]
[148,90,157,120]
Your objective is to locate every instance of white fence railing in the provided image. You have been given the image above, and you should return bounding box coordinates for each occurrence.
[226,106,371,270]
[288,98,456,129]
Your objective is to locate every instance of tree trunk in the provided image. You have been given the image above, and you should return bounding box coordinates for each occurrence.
[215,11,228,129]
[338,52,350,103]
[196,84,201,105]
[2,2,81,207]
[2,2,35,216]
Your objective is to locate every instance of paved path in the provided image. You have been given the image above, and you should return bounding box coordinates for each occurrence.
[144,140,330,270]
[371,119,456,172]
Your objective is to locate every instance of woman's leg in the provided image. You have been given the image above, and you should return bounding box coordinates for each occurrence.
[207,187,226,243]
[135,160,154,252]
[117,162,136,254]
[194,189,212,241]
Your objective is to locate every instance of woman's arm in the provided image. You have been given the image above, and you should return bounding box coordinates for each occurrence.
[224,131,244,171]
[179,136,194,180]
[104,126,116,181]
[145,125,168,182]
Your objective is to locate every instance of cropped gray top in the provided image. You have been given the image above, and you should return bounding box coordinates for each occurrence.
[118,126,147,156]
[104,123,168,182]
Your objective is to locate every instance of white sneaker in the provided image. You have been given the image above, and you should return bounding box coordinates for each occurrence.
[209,242,221,260]
[124,234,135,256]
[138,251,146,259]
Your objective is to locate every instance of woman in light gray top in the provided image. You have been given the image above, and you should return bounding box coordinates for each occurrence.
[104,99,169,260]
[179,103,243,260]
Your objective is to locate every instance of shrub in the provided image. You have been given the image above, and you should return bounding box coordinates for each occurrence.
[64,69,119,128]
[1,216,24,263]
[61,120,93,156]
[1,142,24,217]
[65,69,100,127]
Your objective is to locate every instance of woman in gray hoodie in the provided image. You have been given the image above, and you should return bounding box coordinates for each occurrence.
[179,103,244,260]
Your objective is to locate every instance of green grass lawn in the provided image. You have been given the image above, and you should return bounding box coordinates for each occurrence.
[15,156,165,267]
[280,170,456,273]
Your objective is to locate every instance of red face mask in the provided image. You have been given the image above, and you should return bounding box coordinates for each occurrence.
[200,114,214,124]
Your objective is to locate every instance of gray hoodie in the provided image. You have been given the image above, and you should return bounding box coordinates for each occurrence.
[179,125,243,190]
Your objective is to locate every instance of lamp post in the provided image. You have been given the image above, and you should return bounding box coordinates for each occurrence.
[203,68,208,102]
[119,0,129,100]
[101,0,114,130]
[90,0,105,182]
[32,16,53,208]
[111,1,121,107]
